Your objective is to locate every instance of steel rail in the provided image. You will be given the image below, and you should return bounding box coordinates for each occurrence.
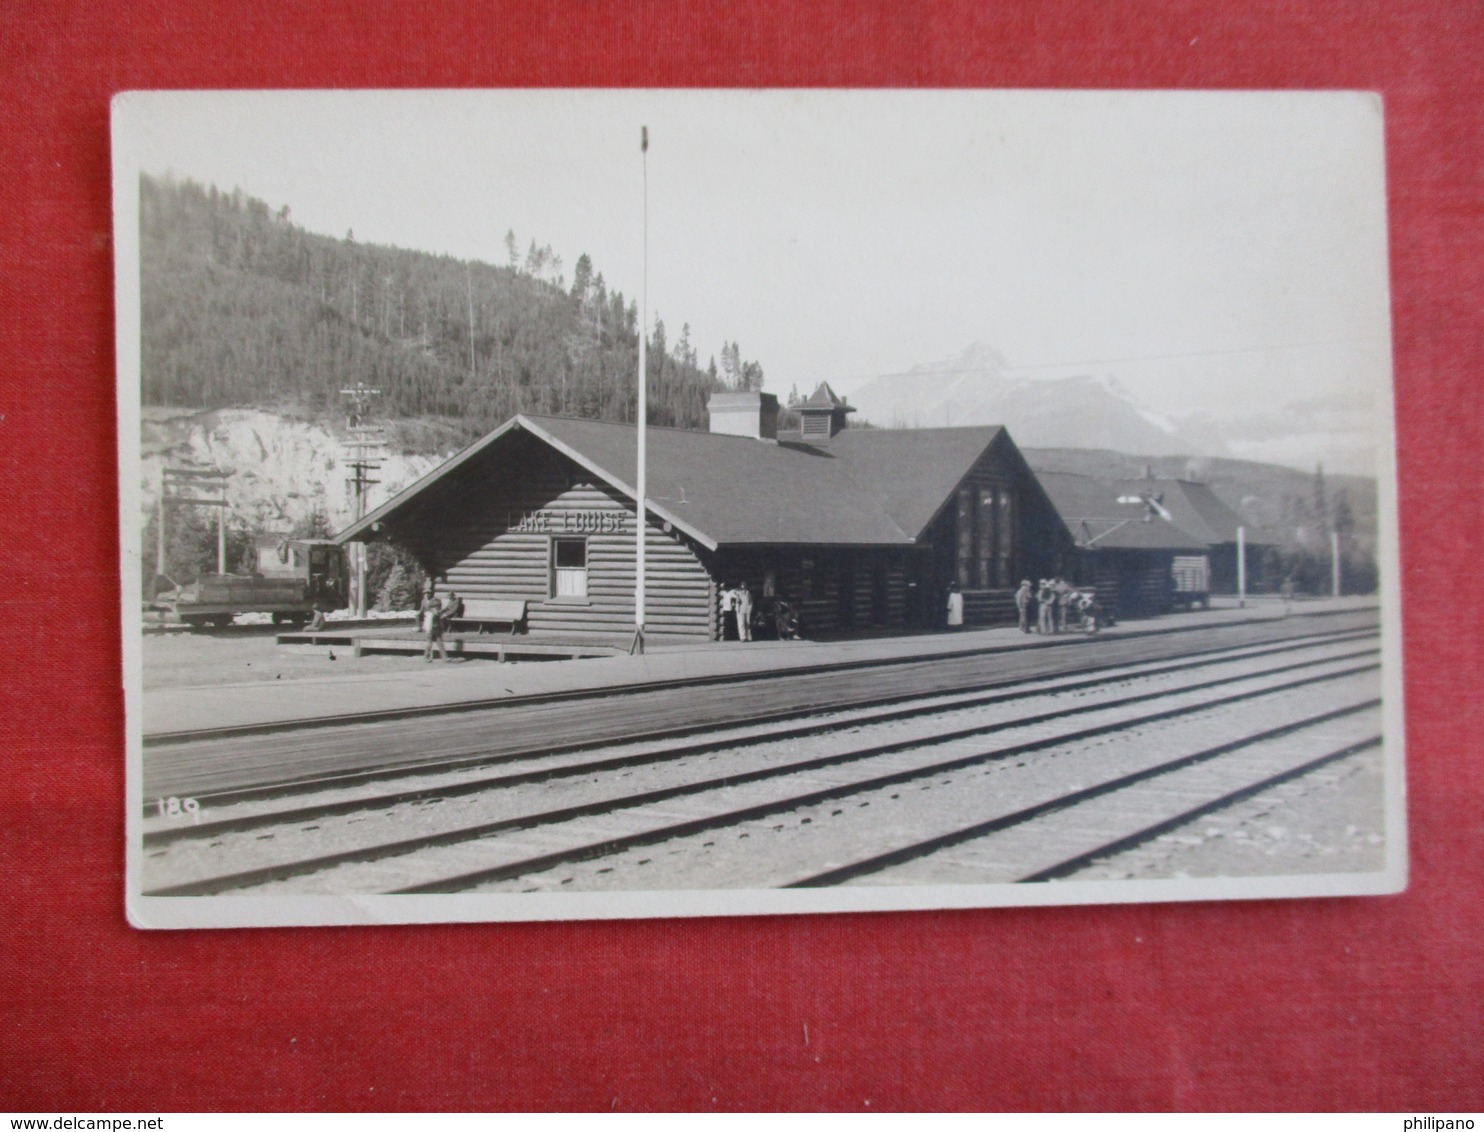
[143,661,1379,896]
[143,639,1380,847]
[144,625,1378,808]
[142,607,1377,747]
[790,735,1381,887]
[1017,737,1383,883]
[396,691,1381,896]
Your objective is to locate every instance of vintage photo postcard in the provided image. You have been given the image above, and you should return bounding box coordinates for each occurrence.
[114,89,1406,928]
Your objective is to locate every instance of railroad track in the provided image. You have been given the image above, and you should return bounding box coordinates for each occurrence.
[143,611,1379,803]
[141,627,1383,897]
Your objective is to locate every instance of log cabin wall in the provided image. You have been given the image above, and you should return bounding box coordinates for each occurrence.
[1091,549,1177,619]
[918,435,1072,627]
[710,547,918,638]
[1128,551,1177,615]
[390,433,715,642]
[1090,556,1125,617]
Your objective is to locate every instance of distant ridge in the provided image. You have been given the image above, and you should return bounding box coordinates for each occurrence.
[842,341,1377,477]
[846,343,1225,457]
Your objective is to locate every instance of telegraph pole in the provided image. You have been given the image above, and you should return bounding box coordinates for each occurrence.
[1331,529,1342,598]
[341,382,383,618]
[160,467,231,579]
[217,473,226,573]
[632,124,649,656]
[156,493,167,583]
[1237,525,1246,608]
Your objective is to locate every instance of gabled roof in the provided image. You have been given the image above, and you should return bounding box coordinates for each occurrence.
[339,414,1022,550]
[799,381,854,411]
[517,415,909,547]
[1036,470,1210,552]
[1116,477,1257,545]
[825,425,1008,538]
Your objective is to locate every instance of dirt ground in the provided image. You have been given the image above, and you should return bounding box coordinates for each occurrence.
[140,626,476,690]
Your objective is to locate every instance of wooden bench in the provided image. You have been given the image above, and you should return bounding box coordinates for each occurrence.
[448,598,528,636]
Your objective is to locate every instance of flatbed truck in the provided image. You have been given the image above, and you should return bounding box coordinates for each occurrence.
[145,537,349,628]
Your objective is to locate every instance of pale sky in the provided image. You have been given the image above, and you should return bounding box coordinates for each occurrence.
[113,88,1393,419]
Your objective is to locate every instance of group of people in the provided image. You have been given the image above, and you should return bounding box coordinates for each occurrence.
[1015,577,1103,635]
[719,582,756,641]
[719,581,801,642]
[419,584,465,661]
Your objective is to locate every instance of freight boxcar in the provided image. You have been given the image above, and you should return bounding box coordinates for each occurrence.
[1170,554,1212,610]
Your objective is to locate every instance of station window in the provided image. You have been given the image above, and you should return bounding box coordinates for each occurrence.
[956,482,1015,589]
[997,489,1015,587]
[956,487,975,589]
[976,487,997,589]
[552,538,588,598]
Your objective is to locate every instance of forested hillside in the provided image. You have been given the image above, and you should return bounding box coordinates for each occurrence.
[139,174,763,436]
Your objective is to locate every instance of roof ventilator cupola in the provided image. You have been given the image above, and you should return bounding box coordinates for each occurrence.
[796,381,855,440]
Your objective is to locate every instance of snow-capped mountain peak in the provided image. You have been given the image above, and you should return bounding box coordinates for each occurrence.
[845,344,1224,456]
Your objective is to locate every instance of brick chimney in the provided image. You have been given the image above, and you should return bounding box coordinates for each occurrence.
[707,391,779,441]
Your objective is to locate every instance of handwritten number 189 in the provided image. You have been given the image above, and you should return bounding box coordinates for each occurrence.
[157,796,200,823]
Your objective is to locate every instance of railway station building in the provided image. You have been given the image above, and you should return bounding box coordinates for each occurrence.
[335,387,1075,643]
[1123,475,1273,596]
[1035,471,1270,615]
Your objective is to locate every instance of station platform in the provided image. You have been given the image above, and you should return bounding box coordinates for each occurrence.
[275,628,622,661]
[140,595,1380,741]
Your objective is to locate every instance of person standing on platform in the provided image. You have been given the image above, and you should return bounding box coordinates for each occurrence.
[720,584,738,640]
[439,591,464,660]
[1055,577,1074,633]
[1015,579,1033,633]
[421,583,448,662]
[946,580,964,630]
[736,582,755,642]
[1037,579,1056,635]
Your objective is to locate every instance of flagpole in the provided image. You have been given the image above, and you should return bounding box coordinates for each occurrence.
[633,125,649,655]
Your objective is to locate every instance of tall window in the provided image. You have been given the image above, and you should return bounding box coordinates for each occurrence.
[956,487,975,589]
[997,489,1015,587]
[956,482,1016,589]
[552,538,588,598]
[976,487,997,589]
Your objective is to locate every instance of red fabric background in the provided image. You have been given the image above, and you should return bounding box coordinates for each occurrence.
[1,0,1479,1112]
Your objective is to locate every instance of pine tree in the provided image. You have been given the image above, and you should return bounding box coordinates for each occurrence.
[570,253,593,303]
[1332,487,1355,539]
[138,173,742,435]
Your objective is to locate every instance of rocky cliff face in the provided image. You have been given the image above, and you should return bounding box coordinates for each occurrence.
[139,407,451,536]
